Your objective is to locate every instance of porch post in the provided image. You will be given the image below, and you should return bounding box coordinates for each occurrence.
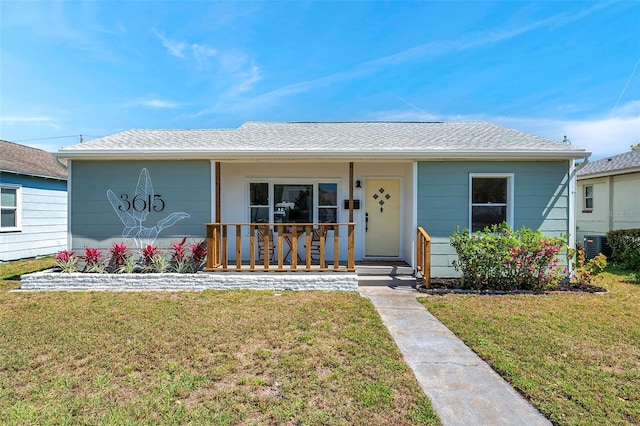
[349,162,354,222]
[215,161,221,223]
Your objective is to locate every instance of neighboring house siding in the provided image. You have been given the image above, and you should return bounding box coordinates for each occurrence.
[0,173,67,261]
[70,160,211,251]
[576,172,640,242]
[417,161,570,277]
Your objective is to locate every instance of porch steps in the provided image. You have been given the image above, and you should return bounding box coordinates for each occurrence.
[356,262,416,287]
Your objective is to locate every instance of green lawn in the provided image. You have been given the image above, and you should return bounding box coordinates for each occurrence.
[419,269,640,426]
[0,259,438,425]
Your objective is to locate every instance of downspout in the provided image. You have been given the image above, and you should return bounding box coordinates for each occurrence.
[568,157,590,273]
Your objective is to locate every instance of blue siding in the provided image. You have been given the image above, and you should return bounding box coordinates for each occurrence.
[70,160,211,251]
[417,161,570,277]
[0,173,67,261]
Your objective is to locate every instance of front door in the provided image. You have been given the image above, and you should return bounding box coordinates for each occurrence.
[365,179,400,257]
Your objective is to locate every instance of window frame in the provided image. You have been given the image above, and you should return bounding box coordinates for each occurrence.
[0,184,22,232]
[583,184,593,213]
[469,173,514,232]
[247,179,340,226]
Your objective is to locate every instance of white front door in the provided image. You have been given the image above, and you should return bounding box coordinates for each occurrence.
[365,179,400,257]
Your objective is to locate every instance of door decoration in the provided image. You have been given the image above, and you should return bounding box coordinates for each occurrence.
[107,168,190,247]
[372,187,392,213]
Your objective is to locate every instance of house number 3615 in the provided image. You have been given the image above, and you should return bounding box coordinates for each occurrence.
[117,194,166,212]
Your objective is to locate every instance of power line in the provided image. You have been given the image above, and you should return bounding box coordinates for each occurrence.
[12,134,101,143]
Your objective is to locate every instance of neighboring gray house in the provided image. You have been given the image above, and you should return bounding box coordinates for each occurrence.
[576,150,640,258]
[57,121,588,277]
[0,140,68,261]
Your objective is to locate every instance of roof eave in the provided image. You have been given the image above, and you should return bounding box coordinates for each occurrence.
[57,149,590,161]
[578,166,640,180]
[0,168,67,181]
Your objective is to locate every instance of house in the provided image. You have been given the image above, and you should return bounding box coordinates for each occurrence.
[57,121,588,277]
[0,140,68,261]
[576,150,640,258]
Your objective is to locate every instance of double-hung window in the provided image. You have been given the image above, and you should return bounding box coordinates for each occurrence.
[248,181,339,225]
[1,185,21,231]
[583,185,593,212]
[470,174,513,232]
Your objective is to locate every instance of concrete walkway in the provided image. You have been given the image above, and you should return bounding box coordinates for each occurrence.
[358,283,551,426]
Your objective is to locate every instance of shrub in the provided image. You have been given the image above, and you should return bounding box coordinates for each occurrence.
[606,229,640,271]
[570,247,607,284]
[450,223,567,291]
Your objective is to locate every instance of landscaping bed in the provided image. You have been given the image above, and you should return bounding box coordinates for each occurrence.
[418,278,608,294]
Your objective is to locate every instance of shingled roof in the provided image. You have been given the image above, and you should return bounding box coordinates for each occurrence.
[58,121,588,160]
[578,150,640,178]
[0,140,67,180]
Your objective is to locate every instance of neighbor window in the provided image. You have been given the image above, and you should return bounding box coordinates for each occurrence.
[470,175,513,232]
[248,181,339,225]
[584,185,593,211]
[0,185,21,231]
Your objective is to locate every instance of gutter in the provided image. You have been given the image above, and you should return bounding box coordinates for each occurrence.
[56,149,591,161]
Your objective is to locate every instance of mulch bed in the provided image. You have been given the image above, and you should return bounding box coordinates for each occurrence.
[417,278,608,294]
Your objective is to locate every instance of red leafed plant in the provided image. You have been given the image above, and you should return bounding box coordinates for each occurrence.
[170,237,190,272]
[109,242,129,266]
[189,239,207,271]
[83,247,106,273]
[141,244,159,266]
[55,250,78,273]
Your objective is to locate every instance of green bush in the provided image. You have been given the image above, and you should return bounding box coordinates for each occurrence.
[606,229,640,271]
[450,223,567,291]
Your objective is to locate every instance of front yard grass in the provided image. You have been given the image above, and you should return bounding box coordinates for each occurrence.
[419,269,640,425]
[0,256,55,291]
[0,260,439,425]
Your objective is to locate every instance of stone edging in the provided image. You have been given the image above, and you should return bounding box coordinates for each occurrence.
[20,269,359,291]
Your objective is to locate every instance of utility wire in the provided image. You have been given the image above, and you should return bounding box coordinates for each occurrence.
[12,134,100,143]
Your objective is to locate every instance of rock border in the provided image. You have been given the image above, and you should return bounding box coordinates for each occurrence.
[20,269,359,292]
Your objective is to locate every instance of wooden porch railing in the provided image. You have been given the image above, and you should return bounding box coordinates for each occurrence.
[205,223,356,272]
[416,227,431,287]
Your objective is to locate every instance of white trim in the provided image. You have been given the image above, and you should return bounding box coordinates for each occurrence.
[210,161,217,222]
[411,161,418,271]
[0,183,22,232]
[468,173,515,231]
[57,149,590,161]
[568,159,576,273]
[67,160,72,249]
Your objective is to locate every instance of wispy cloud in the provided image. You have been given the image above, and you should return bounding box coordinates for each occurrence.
[243,2,612,109]
[372,100,640,159]
[153,28,187,58]
[122,98,181,109]
[227,66,262,96]
[0,116,56,123]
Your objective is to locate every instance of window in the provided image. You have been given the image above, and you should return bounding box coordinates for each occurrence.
[1,185,21,231]
[470,175,512,232]
[248,181,339,224]
[249,182,269,223]
[584,185,593,211]
[318,183,338,224]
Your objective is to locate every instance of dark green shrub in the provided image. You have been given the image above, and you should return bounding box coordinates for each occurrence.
[450,223,567,291]
[606,229,640,271]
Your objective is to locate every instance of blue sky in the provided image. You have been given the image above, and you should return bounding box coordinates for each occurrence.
[1,1,638,159]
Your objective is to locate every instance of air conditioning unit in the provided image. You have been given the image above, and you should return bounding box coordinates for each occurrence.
[583,235,612,260]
